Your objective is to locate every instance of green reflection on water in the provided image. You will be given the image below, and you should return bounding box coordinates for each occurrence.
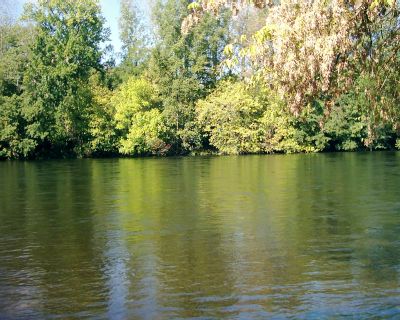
[1,153,400,319]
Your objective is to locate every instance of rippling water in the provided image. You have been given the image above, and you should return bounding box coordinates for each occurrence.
[1,153,400,319]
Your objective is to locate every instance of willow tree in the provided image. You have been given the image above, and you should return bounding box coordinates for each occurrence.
[184,0,399,113]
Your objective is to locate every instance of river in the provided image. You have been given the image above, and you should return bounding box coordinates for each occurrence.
[1,153,400,319]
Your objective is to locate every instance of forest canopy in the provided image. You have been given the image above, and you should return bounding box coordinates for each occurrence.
[0,0,399,159]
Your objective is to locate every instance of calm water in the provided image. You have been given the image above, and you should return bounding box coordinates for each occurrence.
[1,153,400,319]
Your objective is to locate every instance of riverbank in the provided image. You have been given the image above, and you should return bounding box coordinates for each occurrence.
[2,147,400,161]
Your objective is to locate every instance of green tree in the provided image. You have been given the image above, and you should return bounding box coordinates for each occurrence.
[0,7,34,159]
[21,0,108,157]
[148,0,231,153]
[86,72,118,156]
[324,77,398,152]
[0,95,36,159]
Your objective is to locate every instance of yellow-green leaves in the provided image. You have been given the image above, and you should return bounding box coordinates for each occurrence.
[119,109,168,156]
[253,25,273,44]
[223,43,234,56]
[112,77,169,156]
[188,2,202,11]
[196,81,266,154]
[112,78,157,131]
[371,0,396,9]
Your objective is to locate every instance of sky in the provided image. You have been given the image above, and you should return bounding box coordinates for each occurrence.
[14,0,152,54]
[100,0,123,52]
[99,0,152,53]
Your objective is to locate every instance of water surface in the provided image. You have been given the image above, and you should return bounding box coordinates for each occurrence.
[1,153,400,319]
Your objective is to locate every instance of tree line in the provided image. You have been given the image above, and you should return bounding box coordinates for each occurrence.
[0,0,399,159]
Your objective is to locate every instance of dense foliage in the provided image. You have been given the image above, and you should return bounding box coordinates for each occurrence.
[0,0,399,159]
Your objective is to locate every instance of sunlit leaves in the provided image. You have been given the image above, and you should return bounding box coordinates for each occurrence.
[112,77,170,156]
[196,81,266,154]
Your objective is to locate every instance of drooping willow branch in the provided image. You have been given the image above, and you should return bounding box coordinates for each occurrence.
[183,0,399,115]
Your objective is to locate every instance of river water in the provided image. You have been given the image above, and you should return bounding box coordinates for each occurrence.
[1,153,400,319]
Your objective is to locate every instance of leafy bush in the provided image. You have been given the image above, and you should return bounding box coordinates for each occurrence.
[119,109,170,156]
[196,81,266,154]
[0,95,36,159]
[112,77,170,156]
